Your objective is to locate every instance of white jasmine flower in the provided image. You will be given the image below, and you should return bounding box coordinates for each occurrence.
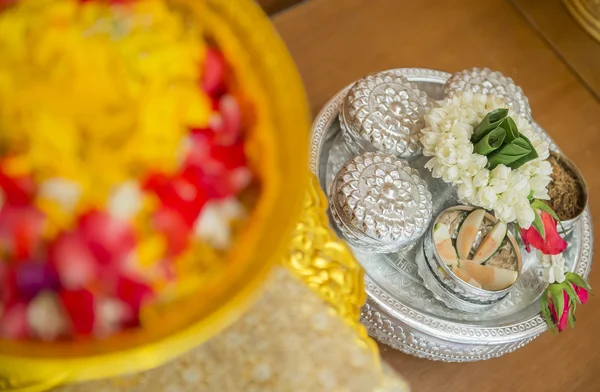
[193,198,245,250]
[440,119,454,133]
[39,178,82,212]
[425,108,446,126]
[507,171,531,198]
[420,130,441,155]
[475,186,498,209]
[539,252,566,284]
[455,144,474,168]
[435,142,458,165]
[520,159,553,177]
[532,140,550,160]
[425,157,448,179]
[442,165,460,182]
[490,164,511,193]
[450,122,473,140]
[457,178,476,200]
[515,199,535,229]
[473,168,490,188]
[462,154,487,177]
[494,200,517,223]
[529,174,552,200]
[513,114,533,135]
[107,181,142,221]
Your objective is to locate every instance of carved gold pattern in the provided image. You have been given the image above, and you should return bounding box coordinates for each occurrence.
[565,0,600,42]
[283,175,377,353]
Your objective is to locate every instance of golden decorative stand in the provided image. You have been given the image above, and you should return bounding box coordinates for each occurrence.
[565,0,600,42]
[47,177,408,392]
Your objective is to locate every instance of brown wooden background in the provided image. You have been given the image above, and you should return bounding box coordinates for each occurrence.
[259,0,600,391]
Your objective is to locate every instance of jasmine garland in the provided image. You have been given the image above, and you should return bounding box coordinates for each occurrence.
[420,91,551,229]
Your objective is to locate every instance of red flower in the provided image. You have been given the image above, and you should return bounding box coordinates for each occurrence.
[0,170,35,206]
[201,47,227,97]
[520,211,567,255]
[548,290,570,332]
[571,282,589,304]
[0,204,46,260]
[77,210,136,275]
[60,289,96,335]
[574,285,588,304]
[542,273,591,332]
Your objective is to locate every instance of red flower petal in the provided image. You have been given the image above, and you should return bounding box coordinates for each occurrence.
[60,289,95,335]
[550,290,570,332]
[520,212,567,255]
[152,207,190,255]
[574,284,589,305]
[145,170,208,227]
[0,263,18,305]
[540,212,568,255]
[209,140,246,171]
[0,302,28,339]
[0,171,35,206]
[50,232,98,290]
[0,204,45,260]
[201,47,226,97]
[116,276,153,327]
[78,210,136,270]
[213,95,241,146]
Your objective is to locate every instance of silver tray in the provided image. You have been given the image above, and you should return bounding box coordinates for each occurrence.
[310,68,594,362]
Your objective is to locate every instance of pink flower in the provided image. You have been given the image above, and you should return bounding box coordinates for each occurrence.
[520,211,567,255]
[548,290,570,332]
[573,284,589,305]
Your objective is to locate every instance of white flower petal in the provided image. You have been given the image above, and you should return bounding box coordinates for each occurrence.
[193,198,245,250]
[107,181,142,221]
[473,168,490,188]
[39,178,81,212]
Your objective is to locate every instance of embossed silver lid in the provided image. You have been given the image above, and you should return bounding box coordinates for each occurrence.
[339,71,431,158]
[443,67,532,120]
[329,152,433,253]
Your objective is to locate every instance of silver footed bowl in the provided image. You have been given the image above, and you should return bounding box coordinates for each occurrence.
[311,68,593,362]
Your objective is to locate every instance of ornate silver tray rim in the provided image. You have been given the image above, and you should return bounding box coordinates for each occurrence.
[310,68,594,348]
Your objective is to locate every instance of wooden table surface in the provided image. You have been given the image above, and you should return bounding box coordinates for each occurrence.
[268,0,600,391]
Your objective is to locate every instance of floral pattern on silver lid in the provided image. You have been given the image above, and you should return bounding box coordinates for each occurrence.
[443,67,532,120]
[329,152,433,253]
[340,71,431,158]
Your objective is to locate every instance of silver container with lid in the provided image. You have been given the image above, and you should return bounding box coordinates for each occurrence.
[329,151,433,253]
[339,71,431,158]
[443,67,532,120]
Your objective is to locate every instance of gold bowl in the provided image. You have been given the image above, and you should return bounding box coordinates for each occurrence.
[0,1,309,390]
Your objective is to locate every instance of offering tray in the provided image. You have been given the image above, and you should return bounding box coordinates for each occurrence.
[310,68,594,362]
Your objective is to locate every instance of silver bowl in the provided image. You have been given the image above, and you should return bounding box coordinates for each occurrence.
[419,205,523,312]
[549,151,589,234]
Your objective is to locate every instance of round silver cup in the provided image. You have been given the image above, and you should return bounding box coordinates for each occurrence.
[418,205,523,312]
[549,151,589,234]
